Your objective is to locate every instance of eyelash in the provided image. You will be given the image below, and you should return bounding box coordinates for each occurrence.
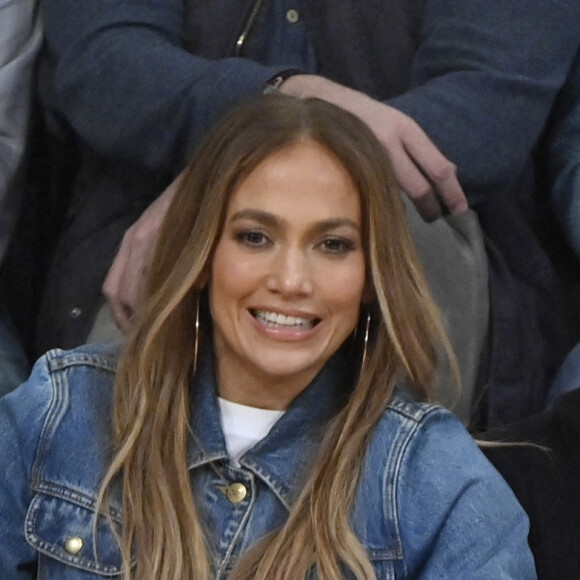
[235,230,270,247]
[318,238,356,254]
[234,230,356,255]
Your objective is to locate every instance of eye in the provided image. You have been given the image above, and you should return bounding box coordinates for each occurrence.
[319,237,355,254]
[235,230,271,247]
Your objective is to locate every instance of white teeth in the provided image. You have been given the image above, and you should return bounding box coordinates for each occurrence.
[255,310,314,328]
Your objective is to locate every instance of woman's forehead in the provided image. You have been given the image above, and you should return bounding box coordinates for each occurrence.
[225,141,362,224]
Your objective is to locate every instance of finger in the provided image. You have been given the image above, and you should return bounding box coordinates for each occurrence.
[103,234,135,331]
[117,261,146,322]
[102,184,174,331]
[107,235,154,332]
[103,261,132,332]
[389,146,443,221]
[403,133,468,216]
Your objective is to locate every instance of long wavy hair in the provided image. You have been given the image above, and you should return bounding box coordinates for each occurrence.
[97,94,455,579]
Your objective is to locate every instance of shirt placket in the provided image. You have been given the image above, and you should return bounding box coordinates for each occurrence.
[196,462,257,579]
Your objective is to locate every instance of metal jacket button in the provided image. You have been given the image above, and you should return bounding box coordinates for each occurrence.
[69,307,82,319]
[65,536,83,554]
[286,9,299,23]
[226,483,247,504]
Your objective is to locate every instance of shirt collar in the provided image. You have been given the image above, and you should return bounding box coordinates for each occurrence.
[187,341,356,510]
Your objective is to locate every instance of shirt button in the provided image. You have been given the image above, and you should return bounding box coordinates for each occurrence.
[226,482,247,504]
[65,536,83,554]
[69,307,82,319]
[286,9,299,23]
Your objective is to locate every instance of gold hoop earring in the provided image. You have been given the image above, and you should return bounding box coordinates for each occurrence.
[193,293,200,375]
[361,311,371,371]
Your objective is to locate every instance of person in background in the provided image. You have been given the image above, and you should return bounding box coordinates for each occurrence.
[535,51,580,408]
[0,0,42,397]
[36,0,580,426]
[481,384,580,579]
[479,52,580,577]
[0,94,535,579]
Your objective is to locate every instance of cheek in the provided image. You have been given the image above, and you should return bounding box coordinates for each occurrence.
[210,245,260,303]
[320,260,366,316]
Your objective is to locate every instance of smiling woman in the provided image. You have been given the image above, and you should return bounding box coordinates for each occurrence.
[211,140,366,409]
[0,94,536,579]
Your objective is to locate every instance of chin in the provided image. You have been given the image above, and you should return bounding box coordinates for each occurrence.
[253,356,324,383]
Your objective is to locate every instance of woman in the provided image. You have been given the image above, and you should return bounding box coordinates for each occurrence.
[0,95,535,578]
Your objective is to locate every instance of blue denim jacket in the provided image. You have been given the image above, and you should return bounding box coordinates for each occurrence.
[0,343,536,578]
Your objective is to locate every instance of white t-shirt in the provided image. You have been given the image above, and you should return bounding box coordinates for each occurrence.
[218,397,285,465]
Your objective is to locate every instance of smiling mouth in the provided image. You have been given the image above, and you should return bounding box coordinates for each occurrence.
[251,310,320,329]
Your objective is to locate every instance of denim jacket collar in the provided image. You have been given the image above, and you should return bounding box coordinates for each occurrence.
[187,341,356,510]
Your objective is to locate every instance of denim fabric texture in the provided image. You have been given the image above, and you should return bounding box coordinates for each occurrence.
[0,342,536,578]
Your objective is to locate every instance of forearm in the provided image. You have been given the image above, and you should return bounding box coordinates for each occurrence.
[387,0,580,200]
[42,0,282,174]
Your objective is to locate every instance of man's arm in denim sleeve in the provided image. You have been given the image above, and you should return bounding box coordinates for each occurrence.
[387,0,580,201]
[41,0,283,175]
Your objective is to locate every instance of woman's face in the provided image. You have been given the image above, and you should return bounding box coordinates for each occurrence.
[209,139,366,409]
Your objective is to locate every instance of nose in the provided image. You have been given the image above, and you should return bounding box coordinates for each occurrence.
[266,246,313,297]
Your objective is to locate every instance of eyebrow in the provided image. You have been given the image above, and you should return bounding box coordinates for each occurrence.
[229,209,361,234]
[229,209,281,228]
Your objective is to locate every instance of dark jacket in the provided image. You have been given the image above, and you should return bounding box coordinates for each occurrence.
[482,388,580,579]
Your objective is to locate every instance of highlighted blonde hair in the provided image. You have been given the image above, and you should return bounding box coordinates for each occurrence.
[97,94,455,579]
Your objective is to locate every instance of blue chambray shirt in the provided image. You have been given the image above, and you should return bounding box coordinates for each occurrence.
[0,342,536,578]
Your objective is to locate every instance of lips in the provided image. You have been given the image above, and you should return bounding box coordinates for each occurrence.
[251,309,320,329]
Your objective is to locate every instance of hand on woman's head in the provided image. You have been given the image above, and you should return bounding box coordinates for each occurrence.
[103,172,184,331]
[133,93,446,408]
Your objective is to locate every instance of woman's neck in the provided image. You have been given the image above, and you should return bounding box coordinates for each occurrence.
[215,358,318,410]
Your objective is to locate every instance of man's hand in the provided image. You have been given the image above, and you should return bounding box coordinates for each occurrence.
[102,171,183,331]
[103,76,467,330]
[280,75,468,221]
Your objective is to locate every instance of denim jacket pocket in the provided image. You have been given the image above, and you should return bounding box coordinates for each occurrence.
[25,491,123,577]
